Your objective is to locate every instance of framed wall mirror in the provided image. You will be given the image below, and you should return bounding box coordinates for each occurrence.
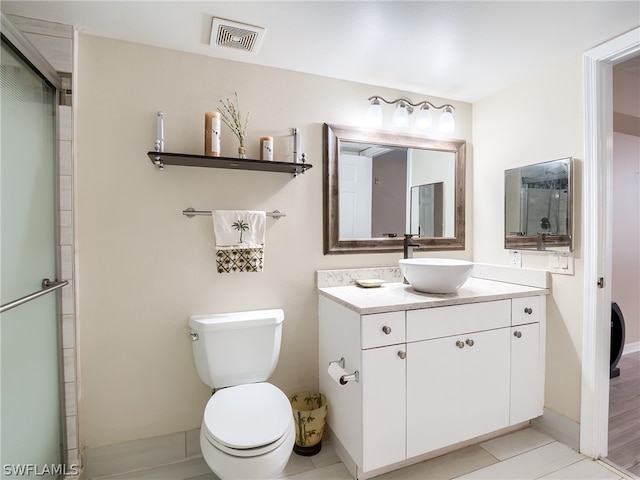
[504,157,573,252]
[323,123,466,254]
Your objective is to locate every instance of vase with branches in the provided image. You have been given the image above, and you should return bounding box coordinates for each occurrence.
[218,92,250,158]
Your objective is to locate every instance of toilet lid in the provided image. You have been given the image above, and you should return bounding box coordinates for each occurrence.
[203,383,292,450]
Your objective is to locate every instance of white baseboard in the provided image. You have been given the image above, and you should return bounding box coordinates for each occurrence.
[82,428,201,478]
[623,341,640,355]
[531,408,580,452]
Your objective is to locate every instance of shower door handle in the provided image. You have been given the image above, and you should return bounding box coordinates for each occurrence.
[0,278,69,314]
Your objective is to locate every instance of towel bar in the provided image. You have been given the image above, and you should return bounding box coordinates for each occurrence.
[183,208,285,219]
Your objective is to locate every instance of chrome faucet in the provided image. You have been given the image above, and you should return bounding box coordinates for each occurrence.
[403,234,420,285]
[404,234,420,259]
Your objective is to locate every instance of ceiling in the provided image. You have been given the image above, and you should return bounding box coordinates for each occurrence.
[2,1,639,103]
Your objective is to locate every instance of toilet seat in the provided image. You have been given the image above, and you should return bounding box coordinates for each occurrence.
[203,382,292,458]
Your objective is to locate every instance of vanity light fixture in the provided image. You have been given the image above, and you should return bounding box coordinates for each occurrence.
[391,100,410,128]
[365,97,383,128]
[438,106,455,134]
[415,104,433,130]
[364,96,456,133]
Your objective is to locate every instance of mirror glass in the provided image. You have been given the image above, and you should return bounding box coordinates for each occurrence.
[324,124,466,254]
[411,182,444,237]
[504,157,573,252]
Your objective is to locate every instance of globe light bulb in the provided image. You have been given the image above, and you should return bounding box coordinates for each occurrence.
[415,105,433,130]
[438,107,455,134]
[391,102,410,129]
[364,99,383,128]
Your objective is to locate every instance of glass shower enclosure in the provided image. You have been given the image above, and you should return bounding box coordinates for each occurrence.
[1,35,64,473]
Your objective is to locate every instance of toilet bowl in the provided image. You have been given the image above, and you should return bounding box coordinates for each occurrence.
[199,383,295,479]
[188,309,293,479]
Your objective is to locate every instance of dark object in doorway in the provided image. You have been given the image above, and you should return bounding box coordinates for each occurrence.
[610,302,626,378]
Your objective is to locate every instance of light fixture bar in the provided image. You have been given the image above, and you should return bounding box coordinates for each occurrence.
[365,95,456,132]
[367,96,455,112]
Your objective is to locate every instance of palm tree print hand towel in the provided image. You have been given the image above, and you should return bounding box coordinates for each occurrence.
[212,210,266,273]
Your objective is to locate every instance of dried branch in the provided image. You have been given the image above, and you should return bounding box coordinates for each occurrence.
[218,92,250,147]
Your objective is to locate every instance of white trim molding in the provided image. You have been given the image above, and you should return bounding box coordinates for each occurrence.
[532,408,580,452]
[581,27,640,459]
[623,341,640,356]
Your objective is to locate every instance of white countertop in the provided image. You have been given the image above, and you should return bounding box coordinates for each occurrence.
[318,277,549,314]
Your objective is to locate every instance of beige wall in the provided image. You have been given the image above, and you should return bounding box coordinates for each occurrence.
[472,56,584,423]
[76,35,473,448]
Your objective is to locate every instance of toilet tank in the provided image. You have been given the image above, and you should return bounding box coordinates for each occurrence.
[188,309,284,389]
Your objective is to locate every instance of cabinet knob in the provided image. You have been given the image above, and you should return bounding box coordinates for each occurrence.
[382,326,392,335]
[456,340,465,349]
[514,330,522,338]
[524,307,533,315]
[466,339,475,347]
[397,351,406,359]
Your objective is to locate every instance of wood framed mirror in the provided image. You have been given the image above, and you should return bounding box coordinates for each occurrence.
[323,123,466,254]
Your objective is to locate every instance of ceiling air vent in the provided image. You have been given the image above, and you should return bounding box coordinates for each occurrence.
[210,18,265,54]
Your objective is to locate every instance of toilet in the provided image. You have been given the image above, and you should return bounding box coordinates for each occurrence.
[188,309,294,479]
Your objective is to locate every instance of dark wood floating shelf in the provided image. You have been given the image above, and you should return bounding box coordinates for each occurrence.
[147,151,312,175]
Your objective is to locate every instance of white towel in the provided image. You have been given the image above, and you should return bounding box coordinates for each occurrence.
[212,210,266,273]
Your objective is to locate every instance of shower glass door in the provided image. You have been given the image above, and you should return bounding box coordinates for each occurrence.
[1,37,62,472]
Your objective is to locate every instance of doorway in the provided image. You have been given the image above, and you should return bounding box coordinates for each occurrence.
[581,27,640,463]
[607,56,640,474]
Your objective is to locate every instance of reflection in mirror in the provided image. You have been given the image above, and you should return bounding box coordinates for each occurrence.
[324,124,466,254]
[504,157,573,252]
[411,182,443,237]
[339,143,455,238]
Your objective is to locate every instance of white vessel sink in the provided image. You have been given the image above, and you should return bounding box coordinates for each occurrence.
[398,258,473,294]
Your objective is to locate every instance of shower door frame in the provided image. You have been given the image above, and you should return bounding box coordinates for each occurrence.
[1,13,79,471]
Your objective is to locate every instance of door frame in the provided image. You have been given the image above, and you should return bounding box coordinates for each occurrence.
[1,14,62,90]
[581,27,640,458]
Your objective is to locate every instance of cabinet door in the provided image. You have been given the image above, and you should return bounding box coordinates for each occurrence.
[361,344,406,471]
[510,322,542,424]
[406,328,510,457]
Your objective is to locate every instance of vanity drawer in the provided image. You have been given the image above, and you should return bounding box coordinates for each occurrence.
[407,300,511,342]
[512,296,541,326]
[361,311,405,349]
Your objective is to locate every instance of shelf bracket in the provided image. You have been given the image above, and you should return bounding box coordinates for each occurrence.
[152,154,164,171]
[292,127,307,168]
[154,111,165,170]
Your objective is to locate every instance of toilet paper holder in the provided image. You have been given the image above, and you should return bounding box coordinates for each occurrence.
[329,357,359,385]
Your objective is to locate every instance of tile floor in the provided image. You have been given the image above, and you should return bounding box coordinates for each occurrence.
[94,428,635,480]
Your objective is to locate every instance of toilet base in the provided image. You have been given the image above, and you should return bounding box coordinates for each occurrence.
[293,440,322,456]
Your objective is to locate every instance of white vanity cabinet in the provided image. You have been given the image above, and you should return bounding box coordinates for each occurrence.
[510,296,545,425]
[318,290,546,479]
[406,300,512,456]
[319,299,407,472]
